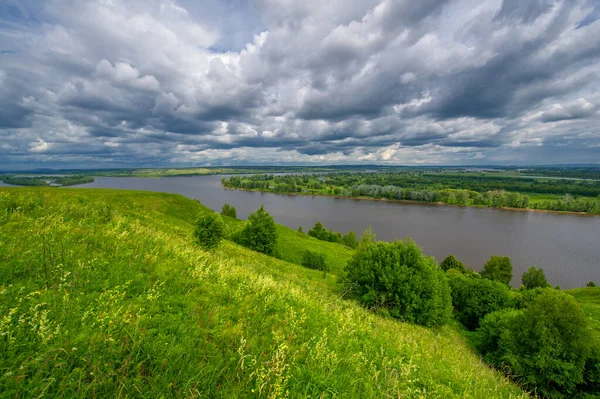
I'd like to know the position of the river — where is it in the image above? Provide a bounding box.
[70,175,600,288]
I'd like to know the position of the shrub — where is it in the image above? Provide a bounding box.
[236,205,277,255]
[194,213,225,250]
[301,250,328,271]
[342,231,357,249]
[447,272,510,330]
[221,203,237,218]
[521,266,551,289]
[481,255,512,286]
[587,281,597,288]
[297,226,303,234]
[344,239,452,327]
[308,221,342,243]
[440,254,466,273]
[477,289,595,398]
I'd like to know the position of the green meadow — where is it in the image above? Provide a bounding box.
[0,188,528,398]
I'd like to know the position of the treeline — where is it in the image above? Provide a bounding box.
[1,175,94,187]
[223,171,600,197]
[222,173,600,213]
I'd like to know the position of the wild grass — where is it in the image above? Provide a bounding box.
[0,188,527,398]
[566,287,600,335]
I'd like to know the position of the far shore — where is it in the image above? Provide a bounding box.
[223,186,596,217]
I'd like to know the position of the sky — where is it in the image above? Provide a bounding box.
[0,0,599,169]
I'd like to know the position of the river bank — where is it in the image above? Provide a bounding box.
[223,186,597,217]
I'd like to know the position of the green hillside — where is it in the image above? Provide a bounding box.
[0,188,527,398]
[566,287,600,335]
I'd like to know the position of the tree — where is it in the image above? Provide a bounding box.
[587,281,597,288]
[358,225,377,249]
[477,289,595,398]
[236,205,278,255]
[481,255,512,286]
[301,250,328,271]
[297,226,303,234]
[446,272,510,330]
[440,254,466,273]
[221,203,237,218]
[194,213,225,250]
[344,239,452,327]
[521,266,551,289]
[342,231,357,249]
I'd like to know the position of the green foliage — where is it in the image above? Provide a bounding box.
[307,221,343,243]
[194,213,225,249]
[0,188,528,398]
[1,175,94,187]
[477,289,597,398]
[344,239,452,327]
[221,169,600,214]
[342,231,357,249]
[447,273,510,330]
[441,254,466,273]
[220,203,237,218]
[521,266,551,289]
[236,205,278,255]
[588,281,597,288]
[358,225,377,248]
[481,255,513,286]
[301,250,329,271]
[297,226,303,233]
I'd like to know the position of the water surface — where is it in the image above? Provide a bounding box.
[75,175,600,288]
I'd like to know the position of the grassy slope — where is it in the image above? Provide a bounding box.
[566,287,600,335]
[0,188,526,398]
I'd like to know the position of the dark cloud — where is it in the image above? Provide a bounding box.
[0,0,599,168]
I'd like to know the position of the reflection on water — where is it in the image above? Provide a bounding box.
[69,175,600,289]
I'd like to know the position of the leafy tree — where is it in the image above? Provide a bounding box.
[342,231,357,249]
[521,266,551,289]
[301,250,328,271]
[297,226,303,234]
[481,255,512,286]
[194,213,225,250]
[236,205,278,255]
[446,272,510,330]
[308,221,343,243]
[587,281,597,288]
[345,239,452,327]
[358,225,377,249]
[477,289,596,398]
[440,254,466,273]
[221,203,237,218]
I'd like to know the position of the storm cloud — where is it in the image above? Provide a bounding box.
[0,0,599,169]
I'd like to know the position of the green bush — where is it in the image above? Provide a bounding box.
[477,289,596,398]
[194,213,225,249]
[308,221,343,243]
[301,250,329,271]
[440,254,466,273]
[221,203,237,218]
[447,272,510,330]
[344,239,452,327]
[521,266,551,289]
[481,255,512,286]
[587,281,597,288]
[342,231,357,249]
[235,205,277,255]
